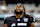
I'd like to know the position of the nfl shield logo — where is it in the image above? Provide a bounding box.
[23,18,28,22]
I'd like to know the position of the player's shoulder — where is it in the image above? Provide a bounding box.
[25,14,32,18]
[4,16,16,21]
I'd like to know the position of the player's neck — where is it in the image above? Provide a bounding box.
[16,14,24,18]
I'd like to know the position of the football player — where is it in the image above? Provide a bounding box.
[4,3,34,27]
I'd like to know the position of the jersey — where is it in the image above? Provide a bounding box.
[4,14,34,27]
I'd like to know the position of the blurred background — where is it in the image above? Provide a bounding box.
[0,0,40,27]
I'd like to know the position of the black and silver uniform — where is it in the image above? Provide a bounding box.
[4,14,34,27]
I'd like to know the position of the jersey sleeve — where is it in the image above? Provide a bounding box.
[28,15,34,22]
[31,16,34,22]
[29,16,34,23]
[4,18,8,24]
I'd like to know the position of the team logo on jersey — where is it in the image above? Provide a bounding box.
[23,18,28,22]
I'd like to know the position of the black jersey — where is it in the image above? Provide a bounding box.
[4,14,34,27]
